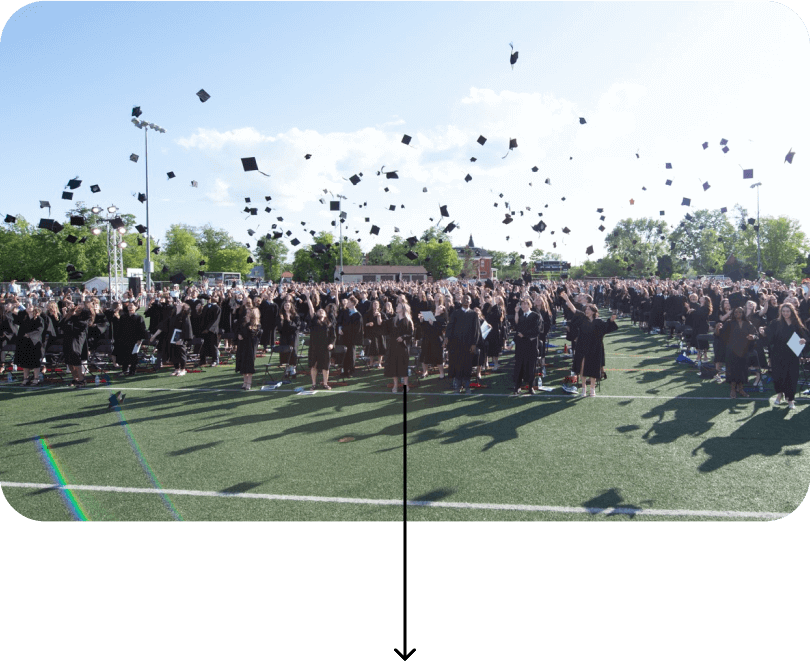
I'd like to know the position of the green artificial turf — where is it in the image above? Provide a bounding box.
[1,316,808,521]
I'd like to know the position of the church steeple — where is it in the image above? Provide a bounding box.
[468,234,475,248]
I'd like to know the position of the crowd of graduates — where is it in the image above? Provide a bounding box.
[1,273,809,405]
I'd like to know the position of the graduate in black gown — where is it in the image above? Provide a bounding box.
[13,305,45,386]
[484,297,507,371]
[259,292,279,351]
[417,304,446,379]
[761,303,809,409]
[362,300,387,369]
[511,298,542,395]
[199,295,222,366]
[384,301,414,393]
[573,304,618,397]
[715,307,758,399]
[443,294,481,394]
[235,307,261,390]
[60,301,94,386]
[337,295,363,378]
[168,303,194,376]
[276,299,304,375]
[115,302,149,376]
[306,296,337,390]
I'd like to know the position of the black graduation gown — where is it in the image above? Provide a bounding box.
[337,308,363,347]
[685,305,710,350]
[235,321,260,374]
[719,320,757,384]
[199,303,222,357]
[513,310,541,388]
[60,311,92,366]
[14,313,44,369]
[363,309,387,357]
[114,311,149,364]
[259,299,279,347]
[276,315,304,365]
[573,317,618,379]
[484,306,506,357]
[418,317,446,365]
[308,320,336,371]
[764,320,810,400]
[384,316,414,378]
[649,294,666,328]
[167,314,194,367]
[444,308,481,379]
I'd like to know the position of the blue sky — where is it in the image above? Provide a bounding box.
[1,1,808,266]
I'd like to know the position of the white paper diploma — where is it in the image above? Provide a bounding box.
[480,321,492,339]
[420,311,436,322]
[788,331,804,357]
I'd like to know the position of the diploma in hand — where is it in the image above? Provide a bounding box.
[421,311,436,322]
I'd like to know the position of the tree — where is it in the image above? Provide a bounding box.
[254,239,289,282]
[734,215,808,281]
[667,208,735,275]
[291,232,362,282]
[365,244,391,265]
[163,224,199,257]
[604,217,669,277]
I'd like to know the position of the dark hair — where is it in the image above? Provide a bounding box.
[779,303,806,331]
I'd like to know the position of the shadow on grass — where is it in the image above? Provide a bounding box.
[582,488,654,518]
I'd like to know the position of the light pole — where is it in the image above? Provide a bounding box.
[131,116,166,294]
[92,205,126,300]
[750,182,762,274]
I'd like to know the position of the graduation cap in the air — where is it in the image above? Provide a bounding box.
[132,106,142,118]
[65,235,78,244]
[169,272,186,285]
[87,184,100,194]
[152,245,161,255]
[65,177,81,190]
[720,138,728,146]
[349,174,361,185]
[191,181,198,187]
[785,148,795,164]
[702,181,710,191]
[370,225,380,235]
[525,241,533,248]
[339,211,347,220]
[665,163,672,169]
[629,199,634,205]
[196,89,210,103]
[130,154,139,163]
[256,239,265,248]
[747,217,756,225]
[509,42,518,68]
[70,215,85,227]
[244,197,251,203]
[502,138,517,159]
[165,171,175,180]
[290,238,300,246]
[401,135,412,145]
[477,135,487,146]
[305,154,312,160]
[722,146,729,153]
[388,205,396,211]
[702,142,709,149]
[439,205,449,217]
[562,227,570,234]
[67,270,84,281]
[406,236,418,247]
[502,215,513,225]
[720,207,728,213]
[579,117,586,125]
[665,179,672,186]
[405,250,418,261]
[544,178,551,185]
[385,171,399,180]
[598,225,605,232]
[682,198,691,206]
[464,174,472,182]
[3,214,16,224]
[444,222,456,233]
[272,231,283,240]
[532,221,547,233]
[684,213,693,220]
[586,246,594,256]
[742,168,753,179]
[330,201,340,211]
[62,192,73,200]
[136,237,143,246]
[241,157,270,176]
[134,193,145,203]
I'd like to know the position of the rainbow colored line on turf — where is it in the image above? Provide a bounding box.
[35,436,89,521]
[112,406,183,521]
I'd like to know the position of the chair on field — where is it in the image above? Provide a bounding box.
[186,338,205,372]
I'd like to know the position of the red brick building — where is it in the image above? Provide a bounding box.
[454,235,493,279]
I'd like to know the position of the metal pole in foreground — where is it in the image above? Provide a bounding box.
[144,127,151,293]
[751,182,762,274]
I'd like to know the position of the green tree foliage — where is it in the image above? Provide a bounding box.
[734,215,808,282]
[604,217,669,277]
[364,233,461,279]
[488,250,522,279]
[291,232,362,282]
[667,209,735,275]
[254,239,289,282]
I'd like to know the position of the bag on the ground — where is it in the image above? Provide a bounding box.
[699,364,718,379]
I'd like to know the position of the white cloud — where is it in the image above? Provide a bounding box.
[205,178,235,207]
[176,127,276,150]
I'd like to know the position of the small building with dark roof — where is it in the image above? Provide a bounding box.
[335,265,430,283]
[454,235,494,279]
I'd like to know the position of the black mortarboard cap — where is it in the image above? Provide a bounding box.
[743,168,753,179]
[525,241,533,247]
[508,138,517,149]
[197,89,210,103]
[137,237,143,246]
[70,215,85,226]
[531,166,539,173]
[477,135,487,145]
[702,142,709,149]
[245,197,251,203]
[405,250,418,260]
[562,227,570,234]
[785,148,795,164]
[256,240,265,248]
[406,236,418,246]
[685,213,693,220]
[666,163,672,169]
[722,146,729,154]
[67,271,84,281]
[90,184,100,193]
[665,179,672,186]
[52,221,64,233]
[130,154,139,163]
[167,172,175,179]
[170,272,186,285]
[132,106,142,118]
[197,270,205,276]
[62,192,73,200]
[402,135,412,145]
[510,50,518,66]
[385,171,399,179]
[273,231,283,239]
[304,154,312,160]
[720,138,728,146]
[384,187,390,192]
[702,182,710,191]
[152,246,160,255]
[370,225,380,235]
[66,178,81,190]
[241,157,269,176]
[4,214,16,224]
[249,208,257,216]
[598,225,605,232]
[290,238,300,246]
[389,205,396,211]
[440,205,449,217]
[247,256,254,263]
[464,174,472,182]
[748,217,756,225]
[65,235,78,244]
[339,211,347,219]
[349,174,361,185]
[579,117,586,124]
[444,222,456,233]
[247,229,255,236]
[586,246,594,256]
[545,178,551,185]
[532,221,547,233]
[135,224,147,233]
[682,198,691,206]
[78,236,87,244]
[600,215,605,221]
[720,207,728,213]
[660,210,665,215]
[502,216,513,225]
[265,196,272,201]
[330,201,340,211]
[138,193,147,203]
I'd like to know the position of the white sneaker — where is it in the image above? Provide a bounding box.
[177,369,187,376]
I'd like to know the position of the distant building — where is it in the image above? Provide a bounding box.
[335,265,429,283]
[454,235,494,280]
